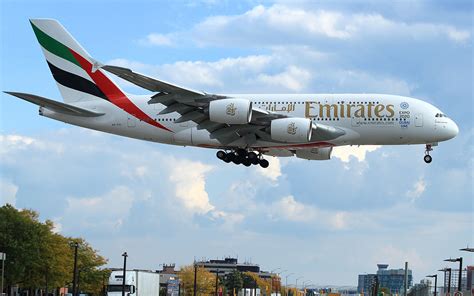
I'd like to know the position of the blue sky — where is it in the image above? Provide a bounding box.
[1,0,473,286]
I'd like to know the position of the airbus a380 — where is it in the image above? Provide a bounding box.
[6,19,459,168]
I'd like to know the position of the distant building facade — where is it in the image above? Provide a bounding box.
[358,264,413,294]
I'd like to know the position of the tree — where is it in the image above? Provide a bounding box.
[0,204,109,295]
[179,264,216,296]
[224,270,243,295]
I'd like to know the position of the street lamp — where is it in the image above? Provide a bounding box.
[285,273,294,296]
[122,252,128,296]
[426,275,437,296]
[0,252,5,296]
[444,258,463,292]
[296,277,303,291]
[438,268,452,294]
[70,242,79,296]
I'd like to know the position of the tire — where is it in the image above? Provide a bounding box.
[216,150,226,160]
[424,155,432,164]
[243,158,251,167]
[259,159,269,168]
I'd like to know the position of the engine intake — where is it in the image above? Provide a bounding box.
[209,99,252,124]
[270,118,313,143]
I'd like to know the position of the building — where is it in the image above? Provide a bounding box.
[196,257,281,291]
[358,264,413,295]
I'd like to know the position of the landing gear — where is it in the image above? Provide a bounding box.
[424,144,433,164]
[216,149,269,168]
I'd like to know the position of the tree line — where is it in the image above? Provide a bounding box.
[0,204,110,295]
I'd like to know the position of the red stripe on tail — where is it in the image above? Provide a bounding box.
[69,49,172,132]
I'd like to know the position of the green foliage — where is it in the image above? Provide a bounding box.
[0,204,109,294]
[224,270,243,294]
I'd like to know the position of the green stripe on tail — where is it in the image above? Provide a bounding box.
[30,21,81,68]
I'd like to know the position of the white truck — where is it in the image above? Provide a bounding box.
[107,270,160,296]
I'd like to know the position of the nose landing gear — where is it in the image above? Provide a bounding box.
[424,144,433,164]
[216,149,269,168]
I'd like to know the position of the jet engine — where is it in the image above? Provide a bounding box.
[209,99,252,124]
[295,147,333,160]
[270,118,313,143]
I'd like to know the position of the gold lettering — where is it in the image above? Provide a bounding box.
[354,105,365,118]
[305,102,315,118]
[375,104,385,117]
[347,104,356,118]
[319,104,338,118]
[367,102,374,118]
[339,103,345,118]
[386,104,395,117]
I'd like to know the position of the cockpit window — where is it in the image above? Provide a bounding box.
[435,113,448,118]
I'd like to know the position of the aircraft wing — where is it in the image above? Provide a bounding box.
[4,91,104,117]
[102,65,344,146]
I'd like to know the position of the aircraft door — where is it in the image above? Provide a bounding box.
[127,117,137,127]
[351,116,362,127]
[415,114,423,127]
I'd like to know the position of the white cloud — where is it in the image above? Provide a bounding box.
[332,145,381,162]
[63,186,136,232]
[270,195,317,222]
[0,134,64,155]
[372,245,425,270]
[256,156,281,182]
[169,159,215,214]
[140,33,173,46]
[188,4,470,46]
[257,65,311,92]
[406,177,426,201]
[0,178,18,206]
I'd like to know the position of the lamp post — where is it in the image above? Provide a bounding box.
[296,277,303,295]
[122,252,128,296]
[71,242,79,296]
[285,273,294,296]
[193,262,197,296]
[444,258,463,292]
[426,275,437,296]
[439,268,452,294]
[215,269,220,296]
[0,252,5,296]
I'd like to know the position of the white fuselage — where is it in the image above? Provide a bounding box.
[41,93,459,151]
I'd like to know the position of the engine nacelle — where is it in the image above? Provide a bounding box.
[270,118,313,143]
[295,147,333,160]
[209,99,252,124]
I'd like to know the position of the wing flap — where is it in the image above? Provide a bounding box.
[4,91,104,117]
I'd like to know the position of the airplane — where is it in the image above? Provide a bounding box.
[5,19,459,168]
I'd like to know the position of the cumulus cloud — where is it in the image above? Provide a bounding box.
[187,4,471,46]
[169,159,215,214]
[332,145,381,162]
[256,156,282,182]
[63,186,136,232]
[140,33,174,46]
[270,195,317,222]
[0,178,19,206]
[406,177,426,201]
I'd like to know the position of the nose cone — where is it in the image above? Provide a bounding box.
[449,119,459,138]
[441,119,459,140]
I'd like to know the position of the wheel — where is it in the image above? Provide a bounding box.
[216,150,226,160]
[223,154,232,163]
[259,159,269,168]
[248,152,258,160]
[424,154,432,163]
[236,149,248,157]
[232,156,242,165]
[242,158,252,167]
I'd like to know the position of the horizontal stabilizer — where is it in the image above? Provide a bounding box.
[4,91,104,117]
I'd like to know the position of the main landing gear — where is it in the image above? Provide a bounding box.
[216,149,269,168]
[424,144,433,164]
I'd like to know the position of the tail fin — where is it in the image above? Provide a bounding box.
[30,19,123,103]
